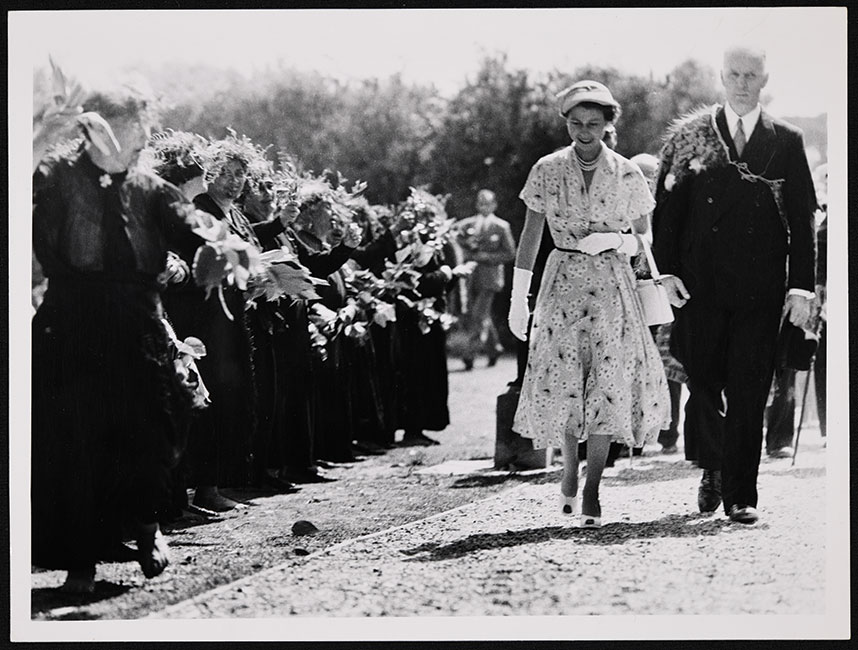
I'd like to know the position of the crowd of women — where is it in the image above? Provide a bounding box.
[30,76,475,593]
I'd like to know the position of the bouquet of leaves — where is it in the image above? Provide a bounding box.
[162,318,210,410]
[245,248,322,305]
[175,203,262,320]
[394,187,455,267]
[33,57,121,158]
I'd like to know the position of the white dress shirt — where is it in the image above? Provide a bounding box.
[724,101,761,141]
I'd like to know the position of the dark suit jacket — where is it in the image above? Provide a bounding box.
[652,106,816,309]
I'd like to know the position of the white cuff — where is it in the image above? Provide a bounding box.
[511,267,533,297]
[788,288,815,300]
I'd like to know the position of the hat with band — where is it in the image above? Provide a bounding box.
[556,80,620,117]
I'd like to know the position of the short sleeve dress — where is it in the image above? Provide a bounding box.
[512,144,670,449]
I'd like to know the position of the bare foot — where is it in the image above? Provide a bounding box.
[193,486,239,512]
[137,524,170,579]
[60,567,95,594]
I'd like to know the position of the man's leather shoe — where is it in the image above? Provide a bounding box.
[697,469,722,513]
[728,504,759,524]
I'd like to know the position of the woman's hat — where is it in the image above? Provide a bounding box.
[556,80,619,117]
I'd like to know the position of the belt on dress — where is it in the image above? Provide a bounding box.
[554,246,580,253]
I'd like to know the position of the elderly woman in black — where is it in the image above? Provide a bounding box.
[31,84,197,592]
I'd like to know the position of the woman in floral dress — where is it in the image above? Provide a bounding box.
[508,80,670,527]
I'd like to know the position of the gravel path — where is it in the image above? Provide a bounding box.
[151,441,828,619]
[27,356,843,638]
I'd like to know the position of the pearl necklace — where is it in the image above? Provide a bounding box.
[575,147,602,172]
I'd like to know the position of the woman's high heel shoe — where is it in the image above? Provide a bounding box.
[560,494,579,516]
[580,496,602,528]
[579,514,602,528]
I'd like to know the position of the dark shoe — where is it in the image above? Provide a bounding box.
[137,525,169,579]
[766,447,793,459]
[660,444,679,455]
[462,358,474,371]
[697,469,722,513]
[319,451,357,463]
[351,441,386,456]
[487,354,500,367]
[193,487,239,512]
[61,567,96,594]
[282,468,337,484]
[259,473,302,494]
[728,504,759,524]
[399,432,441,447]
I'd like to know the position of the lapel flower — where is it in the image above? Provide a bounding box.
[688,158,704,173]
[99,173,112,188]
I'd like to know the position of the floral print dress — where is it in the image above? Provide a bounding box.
[512,144,670,449]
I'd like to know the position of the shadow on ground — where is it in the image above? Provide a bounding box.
[398,512,753,562]
[764,466,826,479]
[602,460,700,486]
[449,469,560,489]
[31,580,133,618]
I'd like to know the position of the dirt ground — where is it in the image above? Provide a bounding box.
[27,355,840,639]
[29,355,532,620]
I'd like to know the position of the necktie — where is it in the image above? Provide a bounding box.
[734,121,746,158]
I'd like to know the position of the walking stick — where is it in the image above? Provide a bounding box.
[792,367,812,467]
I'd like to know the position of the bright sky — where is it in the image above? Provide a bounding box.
[11,7,846,117]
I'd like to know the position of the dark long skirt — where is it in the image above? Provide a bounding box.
[164,285,256,488]
[370,322,401,446]
[395,306,450,432]
[311,336,355,463]
[31,279,190,571]
[272,301,316,472]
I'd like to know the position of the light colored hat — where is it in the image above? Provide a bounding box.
[556,80,620,117]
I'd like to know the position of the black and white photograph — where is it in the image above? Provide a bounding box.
[8,6,849,642]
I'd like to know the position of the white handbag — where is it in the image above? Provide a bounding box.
[633,234,674,326]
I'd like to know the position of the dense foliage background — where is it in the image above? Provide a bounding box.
[33,53,827,233]
[33,55,827,342]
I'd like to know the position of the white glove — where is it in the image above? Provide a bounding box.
[508,267,533,341]
[616,233,639,256]
[575,232,639,256]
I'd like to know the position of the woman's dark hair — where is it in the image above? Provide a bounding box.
[567,101,620,123]
[156,158,205,186]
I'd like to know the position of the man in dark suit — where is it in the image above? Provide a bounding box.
[652,46,817,524]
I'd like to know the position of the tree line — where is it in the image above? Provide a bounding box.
[34,53,825,236]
